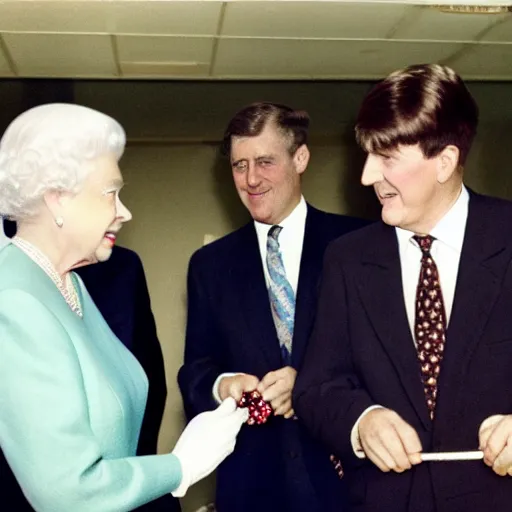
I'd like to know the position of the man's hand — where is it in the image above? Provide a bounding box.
[218,373,260,402]
[257,366,297,419]
[479,414,512,476]
[358,408,422,472]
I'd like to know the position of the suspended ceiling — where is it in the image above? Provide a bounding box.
[0,0,511,81]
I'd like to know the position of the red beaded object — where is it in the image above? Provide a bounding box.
[238,390,273,425]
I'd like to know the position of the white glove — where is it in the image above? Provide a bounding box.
[171,397,248,497]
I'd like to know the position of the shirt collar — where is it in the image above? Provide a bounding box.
[396,185,469,253]
[254,196,307,240]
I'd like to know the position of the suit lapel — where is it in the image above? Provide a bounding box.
[437,194,512,422]
[356,223,432,430]
[293,207,326,368]
[232,224,282,370]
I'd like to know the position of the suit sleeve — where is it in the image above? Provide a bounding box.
[0,289,182,512]
[131,253,168,457]
[293,243,375,463]
[178,252,224,419]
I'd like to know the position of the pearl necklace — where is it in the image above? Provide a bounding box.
[12,236,83,317]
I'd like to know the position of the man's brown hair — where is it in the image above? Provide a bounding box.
[222,102,310,157]
[355,64,479,165]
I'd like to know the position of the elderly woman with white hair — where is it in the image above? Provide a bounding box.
[0,103,248,512]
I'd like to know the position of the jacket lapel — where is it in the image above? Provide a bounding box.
[293,207,326,369]
[232,224,282,370]
[436,193,512,422]
[356,223,432,430]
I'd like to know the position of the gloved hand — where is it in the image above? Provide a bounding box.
[171,397,248,497]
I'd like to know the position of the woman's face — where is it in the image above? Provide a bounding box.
[63,153,132,268]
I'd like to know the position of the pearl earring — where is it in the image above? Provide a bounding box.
[55,216,64,228]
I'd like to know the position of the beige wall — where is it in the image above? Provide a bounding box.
[1,79,512,511]
[116,129,511,512]
[115,140,381,511]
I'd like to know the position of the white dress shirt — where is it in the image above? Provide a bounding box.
[212,197,308,402]
[397,186,469,337]
[352,186,469,455]
[254,196,307,295]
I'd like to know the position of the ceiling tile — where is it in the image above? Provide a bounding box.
[214,39,464,79]
[3,33,116,77]
[117,35,214,64]
[110,1,222,36]
[120,61,210,78]
[0,1,111,33]
[0,1,223,36]
[222,1,412,39]
[449,43,512,80]
[392,7,511,41]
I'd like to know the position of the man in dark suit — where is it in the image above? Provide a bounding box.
[1,218,180,512]
[294,63,512,512]
[178,102,367,512]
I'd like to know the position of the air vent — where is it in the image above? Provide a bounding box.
[433,4,512,14]
[121,61,209,77]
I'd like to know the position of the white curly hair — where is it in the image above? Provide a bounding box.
[0,103,126,220]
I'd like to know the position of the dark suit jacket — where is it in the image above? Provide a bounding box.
[294,192,512,512]
[178,205,368,512]
[0,232,180,512]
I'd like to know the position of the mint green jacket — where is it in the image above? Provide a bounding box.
[0,244,182,511]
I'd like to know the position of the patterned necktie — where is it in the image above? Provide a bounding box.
[266,225,295,365]
[413,235,447,420]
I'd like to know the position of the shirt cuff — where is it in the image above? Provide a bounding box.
[351,405,383,458]
[212,372,242,404]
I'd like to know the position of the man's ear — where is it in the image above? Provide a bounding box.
[437,145,460,184]
[294,144,310,175]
